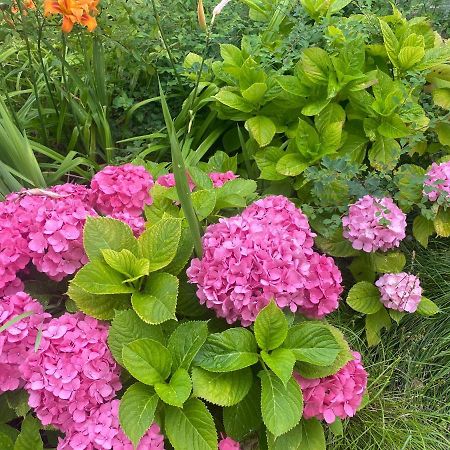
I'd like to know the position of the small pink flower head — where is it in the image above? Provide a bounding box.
[21,313,121,430]
[108,212,146,237]
[294,352,368,424]
[0,278,25,297]
[51,183,95,205]
[342,195,406,253]
[91,164,154,216]
[0,292,49,393]
[187,196,325,326]
[423,161,450,203]
[156,172,196,191]
[209,171,238,188]
[219,436,240,450]
[375,272,422,313]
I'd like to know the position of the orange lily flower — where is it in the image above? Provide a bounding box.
[11,0,36,15]
[44,0,99,33]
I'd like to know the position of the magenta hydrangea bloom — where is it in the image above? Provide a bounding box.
[21,313,121,430]
[423,161,450,203]
[108,212,146,236]
[342,195,406,252]
[187,195,341,326]
[375,272,422,313]
[0,278,25,297]
[156,173,196,191]
[91,164,154,216]
[209,171,238,188]
[52,183,95,205]
[0,292,49,393]
[294,352,368,424]
[219,436,240,450]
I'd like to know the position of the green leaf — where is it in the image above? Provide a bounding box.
[314,228,360,258]
[417,297,439,316]
[164,227,194,275]
[379,20,399,67]
[214,91,253,113]
[220,44,243,67]
[168,321,209,371]
[267,422,303,450]
[223,382,262,440]
[71,260,134,295]
[13,415,42,450]
[119,383,159,446]
[259,370,303,437]
[5,391,29,418]
[261,349,296,387]
[254,147,288,181]
[300,419,326,450]
[0,396,16,424]
[301,48,330,85]
[329,417,343,436]
[346,281,382,314]
[192,367,253,406]
[389,309,405,324]
[122,338,172,385]
[242,83,268,104]
[83,217,138,261]
[67,283,130,320]
[394,164,426,212]
[283,322,341,366]
[0,428,14,450]
[108,310,164,365]
[139,218,182,271]
[155,368,192,407]
[436,122,450,146]
[276,154,308,177]
[245,116,276,147]
[165,398,217,450]
[101,249,149,282]
[371,252,406,274]
[131,272,179,324]
[413,216,435,248]
[366,308,392,347]
[434,208,450,238]
[368,136,402,172]
[378,115,410,139]
[254,300,288,351]
[277,75,308,97]
[191,190,216,221]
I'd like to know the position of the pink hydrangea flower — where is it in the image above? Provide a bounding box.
[294,352,368,424]
[375,272,422,313]
[0,292,50,393]
[108,212,146,236]
[342,195,406,252]
[52,183,95,205]
[156,172,196,191]
[0,278,25,297]
[21,313,121,430]
[219,436,240,450]
[187,196,340,326]
[423,161,450,203]
[57,400,165,450]
[91,164,154,216]
[209,171,238,188]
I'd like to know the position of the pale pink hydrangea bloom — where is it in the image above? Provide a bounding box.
[219,436,240,450]
[342,195,406,252]
[208,171,238,188]
[21,313,121,430]
[294,352,368,424]
[375,272,422,313]
[156,172,196,191]
[187,196,341,326]
[0,292,50,393]
[91,164,154,216]
[423,161,450,203]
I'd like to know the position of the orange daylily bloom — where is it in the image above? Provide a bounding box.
[11,0,36,15]
[44,0,99,33]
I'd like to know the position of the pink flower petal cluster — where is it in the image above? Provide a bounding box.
[209,171,238,188]
[156,173,196,191]
[423,161,450,203]
[188,195,341,326]
[57,400,165,450]
[219,437,240,450]
[91,164,154,216]
[375,272,422,313]
[342,195,406,252]
[21,313,121,430]
[52,183,96,205]
[108,212,146,236]
[0,278,25,297]
[294,352,368,424]
[0,292,50,393]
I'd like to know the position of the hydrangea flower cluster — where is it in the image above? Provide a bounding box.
[342,195,407,252]
[375,273,422,313]
[20,313,121,430]
[0,292,49,393]
[219,436,241,450]
[156,173,196,191]
[187,195,343,326]
[423,161,450,203]
[209,171,238,188]
[294,352,368,424]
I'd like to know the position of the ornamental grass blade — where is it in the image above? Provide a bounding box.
[158,81,203,257]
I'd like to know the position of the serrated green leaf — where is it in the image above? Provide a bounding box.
[245,116,276,147]
[155,368,192,407]
[13,415,42,450]
[378,115,410,138]
[108,310,164,365]
[214,91,253,113]
[368,136,402,172]
[119,383,159,446]
[267,421,303,450]
[436,122,450,146]
[164,227,194,275]
[191,190,216,221]
[366,308,392,347]
[242,83,268,104]
[434,208,450,237]
[254,300,288,351]
[123,338,172,385]
[276,154,308,177]
[301,48,330,85]
[192,367,253,406]
[347,281,383,314]
[195,328,259,372]
[300,418,326,450]
[132,272,179,324]
[261,349,296,387]
[314,228,360,258]
[413,216,435,248]
[165,398,217,450]
[101,249,149,283]
[5,391,29,418]
[259,370,303,437]
[417,297,439,316]
[398,46,425,70]
[254,147,288,181]
[379,20,399,67]
[371,252,406,274]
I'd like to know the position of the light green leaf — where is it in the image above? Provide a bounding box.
[259,370,303,437]
[165,398,217,450]
[138,218,182,272]
[301,418,326,450]
[366,308,392,347]
[379,20,399,67]
[371,252,406,274]
[417,297,439,316]
[389,309,405,324]
[214,91,253,113]
[164,227,194,275]
[155,368,192,407]
[245,116,276,147]
[13,415,42,450]
[131,272,179,324]
[220,44,243,67]
[436,122,450,146]
[101,249,149,283]
[119,383,159,446]
[0,429,14,450]
[195,328,259,372]
[277,75,308,97]
[242,83,268,104]
[254,300,288,351]
[378,115,410,139]
[368,136,402,172]
[398,46,425,70]
[191,190,216,221]
[416,45,450,70]
[267,422,303,450]
[434,208,450,237]
[276,154,308,177]
[347,281,383,314]
[122,338,172,385]
[329,417,343,436]
[261,349,296,387]
[301,48,330,85]
[254,147,288,181]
